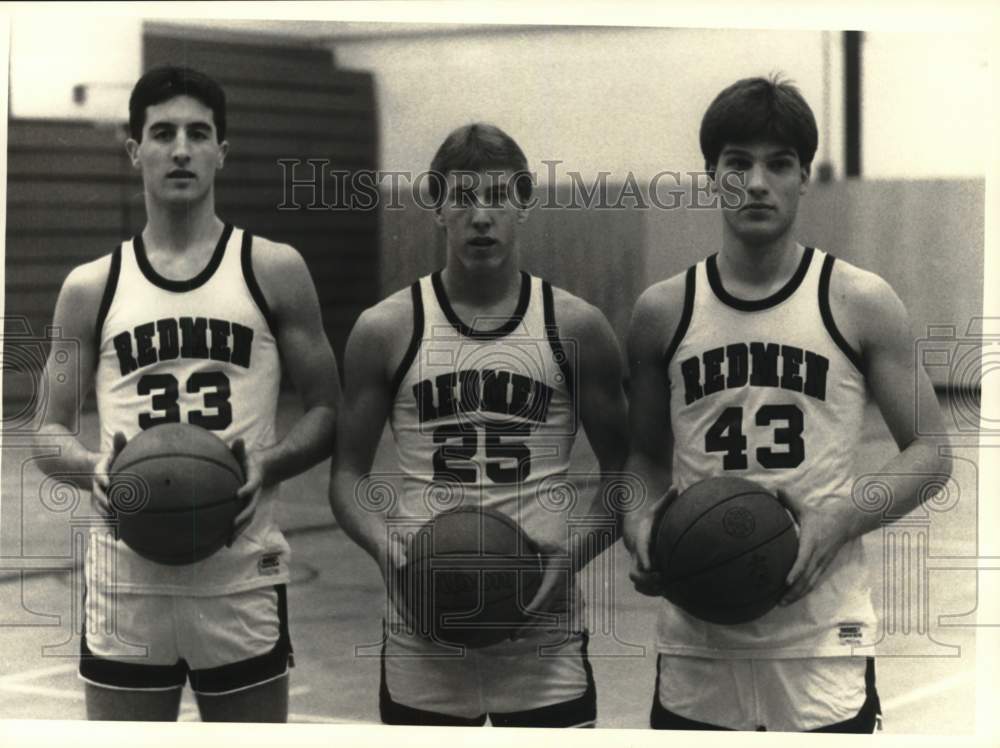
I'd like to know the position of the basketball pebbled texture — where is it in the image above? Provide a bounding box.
[654,477,799,625]
[400,506,544,648]
[108,423,246,566]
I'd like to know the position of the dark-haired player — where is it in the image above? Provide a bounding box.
[623,76,951,732]
[35,66,340,721]
[330,123,628,727]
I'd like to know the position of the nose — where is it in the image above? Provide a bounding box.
[470,204,493,231]
[171,132,191,164]
[745,163,768,195]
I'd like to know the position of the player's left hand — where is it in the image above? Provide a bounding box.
[510,547,572,640]
[228,438,266,546]
[778,489,859,606]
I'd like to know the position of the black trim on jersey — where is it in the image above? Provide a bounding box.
[240,230,277,335]
[542,280,576,404]
[706,246,814,312]
[389,281,424,401]
[133,223,233,292]
[663,265,697,365]
[431,269,530,340]
[95,245,122,340]
[819,253,865,374]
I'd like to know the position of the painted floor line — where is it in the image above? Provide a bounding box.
[0,682,81,700]
[0,662,78,684]
[881,671,973,712]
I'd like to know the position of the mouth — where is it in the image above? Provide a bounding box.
[166,170,197,180]
[741,203,775,212]
[467,237,498,247]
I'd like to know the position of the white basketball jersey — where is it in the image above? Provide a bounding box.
[390,271,578,553]
[93,224,289,595]
[659,247,877,657]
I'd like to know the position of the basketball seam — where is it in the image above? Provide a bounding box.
[663,523,797,582]
[113,453,243,482]
[665,489,779,566]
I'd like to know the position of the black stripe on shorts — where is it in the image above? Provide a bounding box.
[80,585,293,695]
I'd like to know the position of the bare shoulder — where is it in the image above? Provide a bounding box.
[629,270,690,353]
[60,253,115,311]
[247,234,310,283]
[548,284,612,339]
[827,257,910,346]
[347,285,417,367]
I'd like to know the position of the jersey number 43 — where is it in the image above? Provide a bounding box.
[705,404,804,470]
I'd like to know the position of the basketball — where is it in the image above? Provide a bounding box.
[398,506,544,648]
[107,423,246,565]
[653,477,799,625]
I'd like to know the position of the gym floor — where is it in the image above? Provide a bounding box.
[0,394,981,732]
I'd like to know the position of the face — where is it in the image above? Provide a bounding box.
[125,95,228,206]
[713,141,809,246]
[434,169,528,274]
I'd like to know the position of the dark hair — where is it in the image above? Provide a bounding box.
[128,66,227,142]
[428,123,533,206]
[699,75,818,173]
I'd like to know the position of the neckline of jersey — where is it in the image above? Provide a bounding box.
[706,246,815,312]
[431,270,531,340]
[132,223,234,293]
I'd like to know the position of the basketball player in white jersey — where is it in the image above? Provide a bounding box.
[35,67,340,721]
[622,76,951,732]
[330,123,628,726]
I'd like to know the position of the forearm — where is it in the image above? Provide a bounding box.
[850,437,952,538]
[621,451,673,550]
[329,468,392,561]
[34,424,100,489]
[257,404,336,485]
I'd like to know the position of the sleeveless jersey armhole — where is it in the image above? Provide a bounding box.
[389,281,424,401]
[542,280,576,404]
[818,254,865,374]
[240,231,277,336]
[95,245,122,341]
[663,264,697,366]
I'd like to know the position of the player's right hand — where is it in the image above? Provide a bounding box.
[623,485,678,597]
[91,431,127,520]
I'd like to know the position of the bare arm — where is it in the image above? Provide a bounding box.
[328,298,408,563]
[249,240,340,488]
[556,293,629,571]
[34,260,109,488]
[781,264,953,603]
[621,277,686,594]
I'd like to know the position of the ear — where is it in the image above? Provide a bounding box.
[516,206,529,225]
[799,163,811,195]
[216,140,229,170]
[124,138,141,168]
[433,207,447,228]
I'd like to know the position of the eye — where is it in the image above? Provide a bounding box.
[769,158,793,171]
[724,157,751,171]
[189,129,211,142]
[151,129,172,142]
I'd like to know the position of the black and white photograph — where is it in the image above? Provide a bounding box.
[0,2,996,745]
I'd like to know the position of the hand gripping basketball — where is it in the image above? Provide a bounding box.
[624,486,678,597]
[91,431,128,520]
[777,488,857,606]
